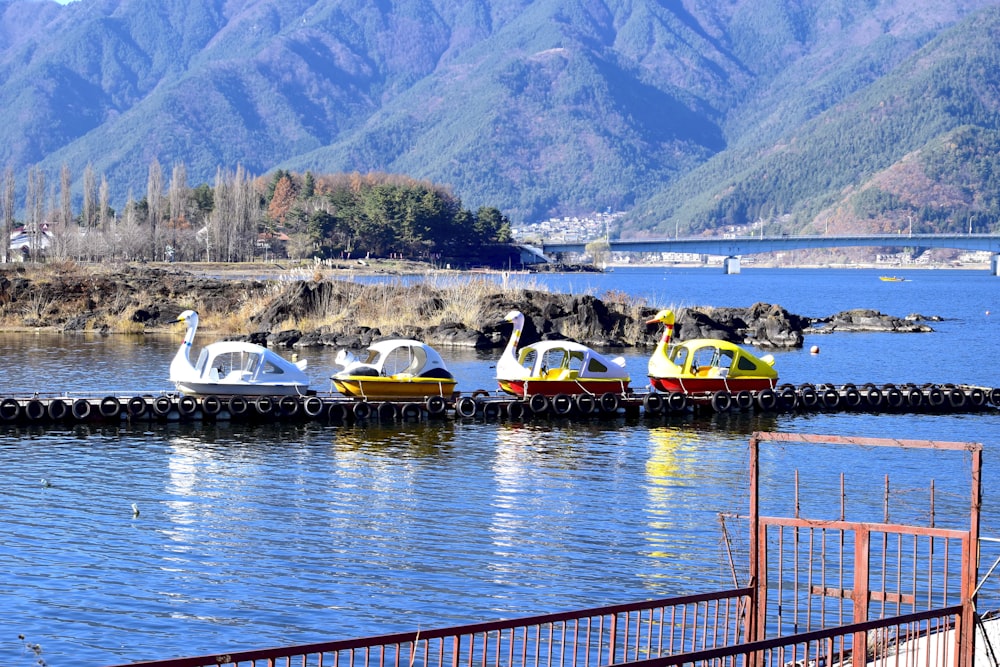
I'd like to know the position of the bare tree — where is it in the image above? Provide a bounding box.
[118,189,145,261]
[82,163,96,228]
[99,175,110,231]
[168,162,187,260]
[147,158,163,260]
[232,164,259,262]
[205,165,260,262]
[50,163,73,260]
[1,166,13,263]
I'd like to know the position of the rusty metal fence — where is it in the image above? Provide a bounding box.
[105,589,752,667]
[609,604,965,667]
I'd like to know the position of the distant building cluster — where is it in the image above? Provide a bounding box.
[511,211,625,243]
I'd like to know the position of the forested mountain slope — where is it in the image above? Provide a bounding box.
[1,0,998,232]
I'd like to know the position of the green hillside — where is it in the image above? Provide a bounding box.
[1,0,999,230]
[626,7,1000,236]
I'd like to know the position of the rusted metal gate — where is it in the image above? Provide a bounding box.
[747,432,982,667]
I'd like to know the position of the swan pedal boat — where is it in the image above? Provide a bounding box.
[331,339,457,400]
[169,310,311,397]
[496,310,630,397]
[646,309,777,398]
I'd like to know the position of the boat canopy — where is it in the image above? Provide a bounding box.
[660,339,777,380]
[514,340,628,381]
[333,339,454,379]
[194,341,306,384]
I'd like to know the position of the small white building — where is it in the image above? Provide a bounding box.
[10,225,53,259]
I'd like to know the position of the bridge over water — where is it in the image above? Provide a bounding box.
[534,233,1000,275]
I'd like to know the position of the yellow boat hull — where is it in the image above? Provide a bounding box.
[332,376,457,401]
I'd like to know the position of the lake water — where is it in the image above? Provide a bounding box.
[2,266,999,666]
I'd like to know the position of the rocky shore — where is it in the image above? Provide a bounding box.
[0,263,937,351]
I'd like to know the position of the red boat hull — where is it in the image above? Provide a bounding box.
[499,379,629,397]
[648,377,776,395]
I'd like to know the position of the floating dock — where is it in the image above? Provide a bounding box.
[0,382,996,425]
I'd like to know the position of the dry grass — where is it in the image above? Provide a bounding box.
[0,262,599,339]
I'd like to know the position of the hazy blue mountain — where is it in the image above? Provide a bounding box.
[1,0,999,232]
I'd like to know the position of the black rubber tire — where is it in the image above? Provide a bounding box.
[152,396,172,417]
[352,401,371,420]
[178,395,198,417]
[990,387,1000,406]
[506,400,526,421]
[884,387,904,410]
[201,395,223,416]
[820,388,839,410]
[99,396,121,419]
[303,396,324,418]
[947,388,966,410]
[327,402,349,422]
[756,389,777,411]
[734,390,754,411]
[47,398,69,421]
[667,392,687,412]
[926,386,945,408]
[126,396,147,418]
[0,398,19,421]
[863,386,883,409]
[797,385,818,410]
[968,387,987,408]
[254,396,274,416]
[377,401,398,421]
[425,395,447,416]
[25,399,45,421]
[71,398,91,421]
[528,393,549,414]
[574,393,597,414]
[905,388,923,409]
[455,396,477,418]
[710,390,732,413]
[599,392,620,414]
[777,386,797,411]
[642,392,664,415]
[278,395,299,416]
[551,393,573,416]
[227,395,249,416]
[400,402,422,420]
[482,402,500,420]
[842,387,862,409]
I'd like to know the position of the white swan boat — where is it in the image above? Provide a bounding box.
[495,310,630,397]
[169,310,311,396]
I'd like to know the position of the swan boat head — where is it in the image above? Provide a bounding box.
[646,309,679,377]
[495,310,531,381]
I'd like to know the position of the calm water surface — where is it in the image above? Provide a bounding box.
[1,267,999,666]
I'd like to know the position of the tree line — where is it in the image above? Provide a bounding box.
[0,162,513,264]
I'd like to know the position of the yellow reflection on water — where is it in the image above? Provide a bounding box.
[645,425,700,544]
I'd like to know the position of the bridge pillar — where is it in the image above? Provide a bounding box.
[992,254,1000,276]
[724,256,741,274]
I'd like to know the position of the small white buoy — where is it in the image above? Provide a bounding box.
[810,345,820,355]
[41,478,51,488]
[131,503,140,517]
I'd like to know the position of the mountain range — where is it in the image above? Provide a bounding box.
[2,0,1000,238]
